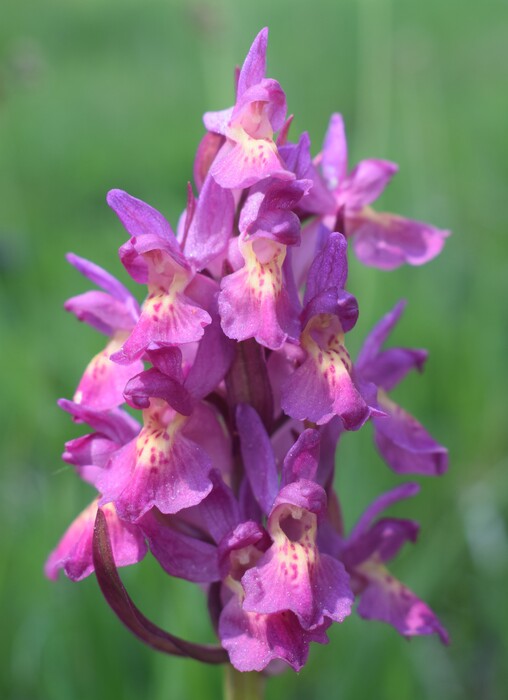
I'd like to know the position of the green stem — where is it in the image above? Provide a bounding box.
[224,665,265,700]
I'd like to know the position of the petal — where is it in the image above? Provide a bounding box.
[237,403,279,515]
[58,399,140,444]
[210,133,293,190]
[184,302,236,402]
[219,242,299,350]
[243,482,353,629]
[362,347,428,392]
[348,208,449,270]
[281,348,370,430]
[373,399,449,476]
[183,402,233,479]
[321,113,348,190]
[240,178,310,246]
[357,567,449,644]
[203,107,234,136]
[98,416,213,521]
[350,482,420,539]
[111,289,211,364]
[66,253,137,306]
[219,594,328,672]
[74,335,144,411]
[64,290,136,335]
[184,174,235,270]
[62,434,119,487]
[45,501,146,581]
[139,509,220,582]
[107,189,180,252]
[236,27,268,97]
[279,132,336,216]
[341,159,398,209]
[123,367,193,415]
[356,300,406,371]
[281,429,320,486]
[185,470,240,545]
[303,231,348,306]
[342,517,419,568]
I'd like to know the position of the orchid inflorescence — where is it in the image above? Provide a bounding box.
[46,28,450,674]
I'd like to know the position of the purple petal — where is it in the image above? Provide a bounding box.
[210,136,293,190]
[64,290,137,335]
[281,429,320,486]
[348,209,449,270]
[350,482,420,539]
[45,500,146,581]
[107,189,180,252]
[219,593,329,672]
[139,509,220,583]
[302,289,359,333]
[123,367,193,415]
[63,434,120,486]
[279,133,336,216]
[218,520,270,578]
[73,338,144,411]
[281,348,370,430]
[236,480,262,526]
[183,402,233,480]
[184,303,235,402]
[184,174,235,270]
[321,113,348,190]
[111,290,211,364]
[341,159,398,210]
[373,400,449,476]
[232,79,287,134]
[185,470,240,545]
[237,27,268,97]
[342,517,419,568]
[356,300,407,370]
[219,244,300,350]
[357,569,449,644]
[363,347,428,392]
[316,418,343,488]
[66,253,136,306]
[236,404,279,515]
[203,107,234,136]
[240,178,311,246]
[58,399,140,444]
[98,411,213,521]
[303,232,348,306]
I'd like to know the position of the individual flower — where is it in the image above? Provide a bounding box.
[106,189,213,364]
[64,253,143,410]
[280,232,374,429]
[203,28,294,189]
[218,177,310,349]
[356,300,448,475]
[338,483,449,643]
[318,113,450,269]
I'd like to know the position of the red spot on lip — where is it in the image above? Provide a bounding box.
[153,302,162,312]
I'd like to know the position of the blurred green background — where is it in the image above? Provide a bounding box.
[1,0,507,698]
